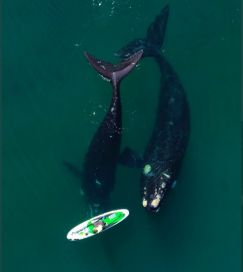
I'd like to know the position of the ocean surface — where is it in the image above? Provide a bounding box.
[2,0,241,271]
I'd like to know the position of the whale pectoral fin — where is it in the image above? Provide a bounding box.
[63,160,83,180]
[118,147,144,168]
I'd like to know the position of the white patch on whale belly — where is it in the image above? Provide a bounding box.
[95,179,102,186]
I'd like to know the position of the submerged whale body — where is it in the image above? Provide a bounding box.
[117,5,190,213]
[65,51,143,216]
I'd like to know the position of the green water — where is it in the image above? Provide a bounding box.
[2,1,241,271]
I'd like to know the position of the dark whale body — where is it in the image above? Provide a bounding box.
[65,51,143,216]
[117,5,190,213]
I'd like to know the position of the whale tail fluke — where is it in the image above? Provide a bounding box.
[115,4,169,59]
[84,50,143,89]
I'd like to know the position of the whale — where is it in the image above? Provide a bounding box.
[116,5,190,213]
[65,50,143,216]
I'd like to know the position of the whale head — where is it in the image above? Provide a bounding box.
[141,181,165,213]
[141,165,174,213]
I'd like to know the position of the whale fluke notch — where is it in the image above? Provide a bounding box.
[84,50,143,89]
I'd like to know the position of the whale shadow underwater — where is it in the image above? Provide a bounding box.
[64,50,143,217]
[116,4,190,214]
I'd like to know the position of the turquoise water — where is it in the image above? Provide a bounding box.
[2,0,241,271]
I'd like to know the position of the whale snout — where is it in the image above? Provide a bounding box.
[142,194,162,213]
[148,205,161,213]
[141,177,170,213]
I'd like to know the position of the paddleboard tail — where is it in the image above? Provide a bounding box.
[84,50,143,89]
[115,4,169,59]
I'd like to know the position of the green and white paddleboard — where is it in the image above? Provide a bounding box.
[67,209,129,241]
